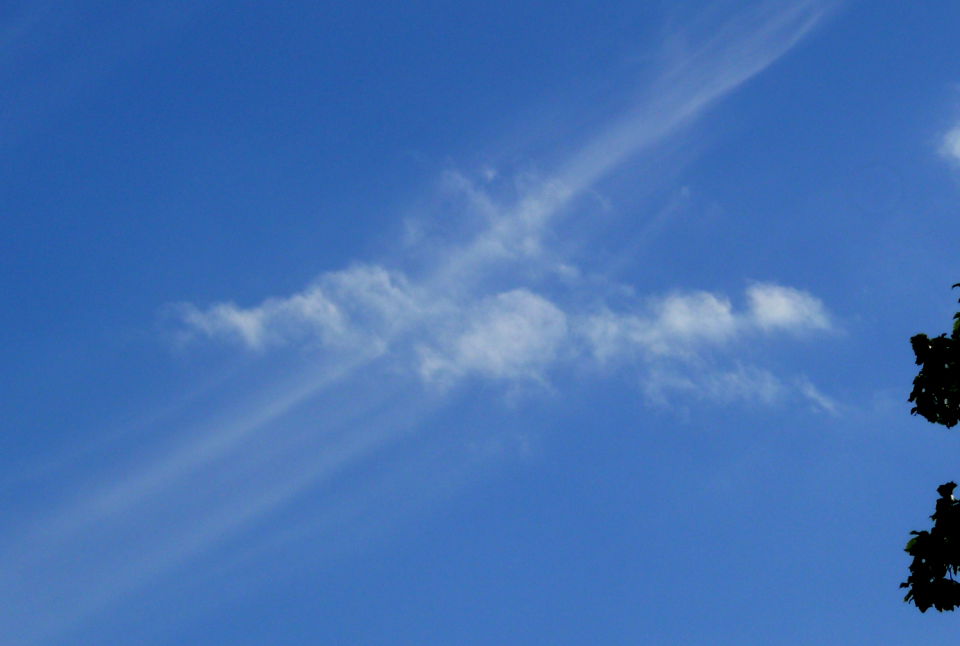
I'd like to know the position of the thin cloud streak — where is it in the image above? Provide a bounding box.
[9,353,376,552]
[1,372,432,646]
[556,2,825,198]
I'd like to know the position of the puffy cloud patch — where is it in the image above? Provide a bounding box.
[582,284,830,362]
[177,274,833,406]
[176,265,422,352]
[419,290,568,383]
[582,291,736,361]
[746,283,831,332]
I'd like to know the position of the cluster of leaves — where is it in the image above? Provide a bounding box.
[903,284,960,612]
[903,483,960,612]
[908,285,960,427]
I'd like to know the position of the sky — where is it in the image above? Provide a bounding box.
[3,1,960,644]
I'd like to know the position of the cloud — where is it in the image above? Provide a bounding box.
[554,1,827,196]
[176,265,425,352]
[418,289,568,383]
[180,273,832,394]
[942,124,960,163]
[581,292,736,362]
[746,283,832,332]
[400,2,828,293]
[640,364,786,408]
[640,366,843,414]
[175,271,836,427]
[578,285,833,411]
[581,284,831,362]
[796,377,840,414]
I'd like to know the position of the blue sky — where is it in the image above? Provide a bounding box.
[4,1,960,643]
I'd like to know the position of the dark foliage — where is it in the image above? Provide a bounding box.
[903,285,960,612]
[903,483,960,612]
[908,285,960,427]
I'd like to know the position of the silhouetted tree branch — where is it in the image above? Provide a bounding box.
[902,284,960,612]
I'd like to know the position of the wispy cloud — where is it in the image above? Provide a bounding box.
[796,377,840,414]
[167,0,835,568]
[554,1,827,197]
[640,363,786,408]
[639,364,841,413]
[175,1,834,384]
[1,3,837,643]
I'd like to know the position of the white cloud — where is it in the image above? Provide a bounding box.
[179,276,832,394]
[796,377,839,414]
[706,365,785,405]
[746,283,831,332]
[652,292,739,345]
[639,365,844,414]
[177,265,424,353]
[418,289,568,383]
[581,292,736,361]
[942,124,960,162]
[576,285,834,410]
[582,284,831,362]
